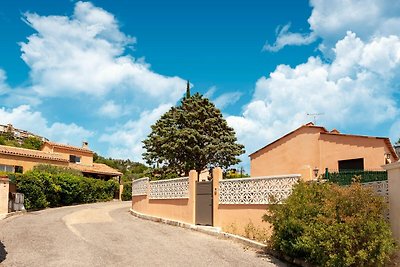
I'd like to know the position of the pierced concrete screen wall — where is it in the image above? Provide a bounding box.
[149,177,189,199]
[132,177,149,196]
[219,175,300,204]
[362,180,389,218]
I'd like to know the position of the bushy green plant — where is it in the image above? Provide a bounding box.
[15,173,49,209]
[121,182,132,201]
[33,164,83,176]
[16,167,119,210]
[264,181,397,267]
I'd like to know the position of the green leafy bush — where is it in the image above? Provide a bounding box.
[121,182,132,201]
[264,181,397,267]
[33,164,83,176]
[15,167,119,210]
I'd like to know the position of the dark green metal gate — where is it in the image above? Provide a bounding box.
[195,181,213,226]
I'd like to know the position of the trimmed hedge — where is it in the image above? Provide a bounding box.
[264,181,397,267]
[325,170,387,185]
[15,168,119,210]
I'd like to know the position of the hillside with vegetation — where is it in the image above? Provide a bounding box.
[0,133,43,150]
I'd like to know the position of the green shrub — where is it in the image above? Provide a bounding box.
[264,181,397,267]
[33,164,83,176]
[121,182,132,201]
[16,168,119,210]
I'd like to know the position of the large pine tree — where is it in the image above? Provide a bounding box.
[142,92,244,176]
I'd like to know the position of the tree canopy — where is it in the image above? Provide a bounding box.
[93,153,149,181]
[142,92,245,176]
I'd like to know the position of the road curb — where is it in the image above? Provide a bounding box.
[0,210,26,220]
[129,209,268,251]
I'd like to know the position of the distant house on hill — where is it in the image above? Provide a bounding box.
[249,122,398,180]
[0,141,122,181]
[0,124,48,143]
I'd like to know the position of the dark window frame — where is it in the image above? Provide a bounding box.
[69,155,81,163]
[338,158,364,172]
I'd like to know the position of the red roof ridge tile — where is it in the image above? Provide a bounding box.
[0,145,68,162]
[43,141,93,153]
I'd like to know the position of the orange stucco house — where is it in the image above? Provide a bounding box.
[250,123,398,180]
[0,141,122,181]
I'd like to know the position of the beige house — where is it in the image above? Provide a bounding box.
[250,123,398,180]
[0,141,122,181]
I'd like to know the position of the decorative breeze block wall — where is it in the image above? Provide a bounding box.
[219,175,300,204]
[362,180,389,218]
[149,177,189,199]
[132,177,149,196]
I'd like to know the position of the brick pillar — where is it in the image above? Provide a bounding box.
[188,170,198,225]
[0,176,9,216]
[212,168,222,227]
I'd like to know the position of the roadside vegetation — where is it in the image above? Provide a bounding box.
[93,154,149,201]
[264,181,397,267]
[11,165,118,210]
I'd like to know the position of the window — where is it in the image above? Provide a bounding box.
[338,158,364,172]
[15,166,23,173]
[69,155,81,163]
[0,164,15,173]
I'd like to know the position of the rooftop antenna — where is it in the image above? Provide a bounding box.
[307,113,324,125]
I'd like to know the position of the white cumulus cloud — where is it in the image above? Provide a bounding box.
[214,92,242,110]
[0,1,189,158]
[309,0,400,49]
[0,105,93,146]
[265,0,400,53]
[99,104,173,161]
[229,31,400,164]
[263,23,317,52]
[98,100,123,118]
[0,69,10,95]
[20,1,185,103]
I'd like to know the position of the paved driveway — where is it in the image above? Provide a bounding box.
[0,201,286,267]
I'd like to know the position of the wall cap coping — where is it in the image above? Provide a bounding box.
[150,176,189,184]
[220,174,301,182]
[382,161,400,171]
[132,177,149,183]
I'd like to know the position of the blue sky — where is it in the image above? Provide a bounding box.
[0,0,399,170]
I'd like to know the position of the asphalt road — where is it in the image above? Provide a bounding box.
[0,201,286,267]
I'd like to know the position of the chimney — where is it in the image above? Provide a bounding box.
[82,141,89,149]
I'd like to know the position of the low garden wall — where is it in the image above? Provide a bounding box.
[132,171,197,224]
[212,169,300,237]
[131,168,300,239]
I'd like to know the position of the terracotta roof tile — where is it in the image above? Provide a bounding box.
[43,141,93,153]
[0,145,68,162]
[249,122,398,161]
[69,163,122,176]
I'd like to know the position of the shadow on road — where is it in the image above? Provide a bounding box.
[256,250,289,267]
[0,240,7,263]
